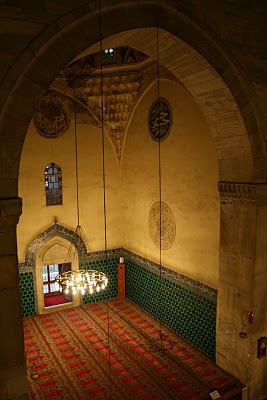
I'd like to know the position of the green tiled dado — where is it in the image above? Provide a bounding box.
[82,258,118,304]
[20,272,36,317]
[126,260,216,360]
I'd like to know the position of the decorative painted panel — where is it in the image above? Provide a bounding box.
[34,90,70,139]
[149,98,172,141]
[148,201,176,249]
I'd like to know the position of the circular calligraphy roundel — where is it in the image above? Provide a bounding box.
[148,98,172,141]
[148,201,176,250]
[34,91,70,139]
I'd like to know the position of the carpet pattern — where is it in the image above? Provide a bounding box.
[24,299,243,400]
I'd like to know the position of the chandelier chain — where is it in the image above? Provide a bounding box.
[74,65,80,227]
[99,0,112,397]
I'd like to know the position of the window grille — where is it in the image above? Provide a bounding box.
[45,163,62,206]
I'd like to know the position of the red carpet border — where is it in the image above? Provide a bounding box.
[24,299,243,399]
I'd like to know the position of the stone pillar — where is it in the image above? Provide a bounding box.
[0,198,28,400]
[249,186,267,400]
[217,183,267,400]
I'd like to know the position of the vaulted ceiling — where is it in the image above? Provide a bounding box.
[33,46,179,163]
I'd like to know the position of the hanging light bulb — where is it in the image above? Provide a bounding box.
[55,269,108,296]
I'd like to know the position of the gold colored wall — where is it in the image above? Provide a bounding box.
[122,80,219,287]
[18,120,121,259]
[18,79,219,288]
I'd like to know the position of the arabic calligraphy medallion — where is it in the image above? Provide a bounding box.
[149,201,176,250]
[149,98,172,141]
[34,91,70,139]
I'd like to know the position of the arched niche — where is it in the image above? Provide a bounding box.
[35,236,80,314]
[23,223,88,314]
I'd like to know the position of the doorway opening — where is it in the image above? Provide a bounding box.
[43,262,73,308]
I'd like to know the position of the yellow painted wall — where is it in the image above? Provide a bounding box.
[18,79,219,288]
[121,80,219,287]
[18,119,121,260]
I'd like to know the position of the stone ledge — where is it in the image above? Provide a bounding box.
[218,182,267,204]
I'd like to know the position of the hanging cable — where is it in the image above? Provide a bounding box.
[156,20,163,336]
[149,20,173,357]
[73,64,80,227]
[99,0,112,397]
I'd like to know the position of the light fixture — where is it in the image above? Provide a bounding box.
[149,22,173,356]
[55,48,108,296]
[55,269,108,296]
[247,311,254,324]
[257,336,267,359]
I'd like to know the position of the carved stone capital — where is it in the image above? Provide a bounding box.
[218,182,267,206]
[0,198,22,229]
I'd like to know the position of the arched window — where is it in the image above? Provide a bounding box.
[45,163,62,206]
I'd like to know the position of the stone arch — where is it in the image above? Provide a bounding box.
[0,0,265,200]
[24,223,87,268]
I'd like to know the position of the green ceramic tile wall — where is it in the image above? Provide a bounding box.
[82,258,118,304]
[126,259,216,360]
[20,272,36,316]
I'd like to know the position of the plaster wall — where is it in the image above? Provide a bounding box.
[18,78,219,290]
[18,120,121,262]
[121,80,219,288]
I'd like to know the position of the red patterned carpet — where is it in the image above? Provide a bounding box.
[24,299,244,400]
[44,295,72,307]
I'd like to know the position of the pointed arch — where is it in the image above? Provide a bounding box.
[24,224,88,268]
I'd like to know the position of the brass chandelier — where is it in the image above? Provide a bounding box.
[55,269,108,296]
